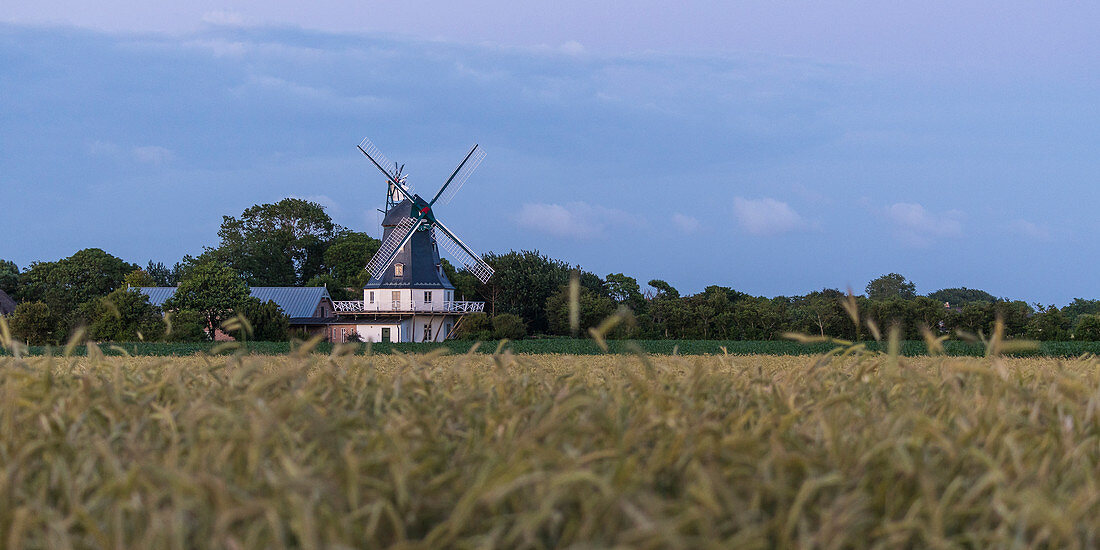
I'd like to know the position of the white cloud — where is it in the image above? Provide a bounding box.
[885,202,963,247]
[514,201,634,239]
[671,212,701,233]
[1009,219,1052,241]
[132,145,173,165]
[560,41,586,55]
[733,197,804,236]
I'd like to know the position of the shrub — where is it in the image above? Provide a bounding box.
[83,288,165,342]
[455,312,492,340]
[234,297,289,341]
[1074,314,1100,341]
[165,309,208,342]
[9,301,56,345]
[492,313,527,340]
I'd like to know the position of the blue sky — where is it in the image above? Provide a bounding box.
[2,3,1098,303]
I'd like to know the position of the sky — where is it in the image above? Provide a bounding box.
[2,2,1098,304]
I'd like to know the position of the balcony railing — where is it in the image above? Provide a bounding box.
[331,300,485,314]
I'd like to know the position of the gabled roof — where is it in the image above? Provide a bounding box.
[137,286,332,318]
[0,289,16,316]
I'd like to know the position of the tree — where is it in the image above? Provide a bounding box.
[145,261,179,286]
[546,285,617,336]
[82,288,165,342]
[791,289,849,338]
[233,297,289,341]
[164,310,208,342]
[927,287,997,306]
[164,260,250,340]
[492,313,527,340]
[324,231,380,288]
[1027,305,1070,341]
[480,250,601,334]
[209,198,342,285]
[866,273,916,301]
[8,301,56,345]
[454,312,492,340]
[1062,299,1100,325]
[123,269,156,288]
[0,259,18,296]
[647,279,680,299]
[1074,315,1100,341]
[18,249,138,319]
[605,273,646,314]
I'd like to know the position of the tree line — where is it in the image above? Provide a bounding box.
[3,198,1099,344]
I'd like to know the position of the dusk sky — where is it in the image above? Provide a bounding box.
[2,2,1098,303]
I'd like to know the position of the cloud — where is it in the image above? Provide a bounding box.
[1009,219,1052,242]
[132,145,173,165]
[733,197,804,236]
[514,201,634,239]
[671,212,701,233]
[884,202,963,247]
[559,41,586,56]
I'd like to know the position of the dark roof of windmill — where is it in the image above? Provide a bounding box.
[137,286,332,318]
[0,289,16,316]
[366,199,455,290]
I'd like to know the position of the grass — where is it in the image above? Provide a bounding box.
[4,334,1100,547]
[9,338,1100,357]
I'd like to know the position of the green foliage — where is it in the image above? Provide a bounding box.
[323,231,380,287]
[1028,304,1071,341]
[164,309,208,342]
[647,279,679,299]
[209,198,341,285]
[82,288,165,342]
[0,259,19,296]
[605,272,646,314]
[927,287,997,306]
[18,248,138,321]
[455,312,492,340]
[123,269,156,288]
[866,272,916,301]
[304,274,357,301]
[9,301,56,345]
[481,250,602,334]
[164,260,250,340]
[145,261,179,286]
[234,297,290,341]
[1074,315,1100,341]
[1062,298,1100,324]
[491,313,527,340]
[546,285,617,336]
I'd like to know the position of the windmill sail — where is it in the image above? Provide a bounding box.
[359,137,413,195]
[435,145,485,205]
[365,217,423,278]
[432,220,495,284]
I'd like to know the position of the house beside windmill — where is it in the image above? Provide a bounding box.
[323,137,493,343]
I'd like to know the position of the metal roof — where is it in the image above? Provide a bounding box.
[137,286,332,318]
[0,289,16,316]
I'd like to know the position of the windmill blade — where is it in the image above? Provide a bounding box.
[365,217,423,278]
[358,137,413,192]
[432,219,494,284]
[430,144,485,206]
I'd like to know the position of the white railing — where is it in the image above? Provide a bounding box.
[330,300,485,313]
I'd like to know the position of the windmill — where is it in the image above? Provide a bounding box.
[357,137,495,284]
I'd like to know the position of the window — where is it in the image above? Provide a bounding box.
[423,323,432,342]
[368,291,375,304]
[424,291,432,303]
[392,291,401,309]
[394,263,404,277]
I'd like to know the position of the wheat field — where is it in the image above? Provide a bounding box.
[3,342,1100,548]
